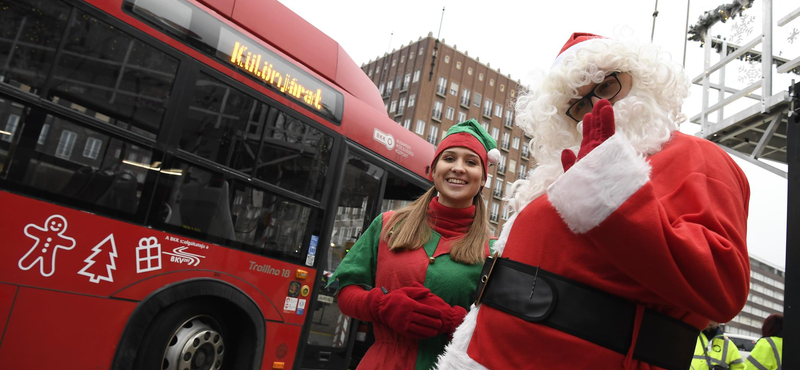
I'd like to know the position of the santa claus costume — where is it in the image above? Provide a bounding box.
[435,33,750,370]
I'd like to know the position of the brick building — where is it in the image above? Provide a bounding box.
[361,33,531,235]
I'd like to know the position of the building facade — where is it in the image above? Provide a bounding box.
[725,255,785,338]
[361,33,531,235]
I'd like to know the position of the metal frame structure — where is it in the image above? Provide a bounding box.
[691,1,799,367]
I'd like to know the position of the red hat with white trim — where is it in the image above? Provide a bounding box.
[551,32,608,67]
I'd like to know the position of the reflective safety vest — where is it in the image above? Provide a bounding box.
[691,333,745,370]
[745,336,782,370]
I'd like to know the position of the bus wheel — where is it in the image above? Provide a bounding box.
[135,300,231,370]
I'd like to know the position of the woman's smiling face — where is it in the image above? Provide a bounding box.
[432,147,484,209]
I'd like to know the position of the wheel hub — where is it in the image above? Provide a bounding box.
[162,316,224,370]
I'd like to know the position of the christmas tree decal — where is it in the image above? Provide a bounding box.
[78,234,118,283]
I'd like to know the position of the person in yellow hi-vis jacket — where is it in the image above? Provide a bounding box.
[691,321,745,370]
[746,314,783,370]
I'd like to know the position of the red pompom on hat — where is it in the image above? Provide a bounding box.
[431,119,499,181]
[551,32,608,67]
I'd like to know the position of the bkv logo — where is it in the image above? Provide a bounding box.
[373,129,395,150]
[163,246,205,266]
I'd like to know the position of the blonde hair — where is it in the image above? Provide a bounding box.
[379,185,491,265]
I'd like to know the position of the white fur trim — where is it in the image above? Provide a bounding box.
[487,148,501,165]
[434,305,489,370]
[546,132,650,234]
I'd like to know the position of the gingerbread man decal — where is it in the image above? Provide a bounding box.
[18,214,76,277]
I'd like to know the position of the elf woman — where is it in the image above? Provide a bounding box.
[329,120,499,370]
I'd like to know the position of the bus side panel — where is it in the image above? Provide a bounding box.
[0,287,136,369]
[111,270,286,322]
[0,284,18,338]
[262,321,303,370]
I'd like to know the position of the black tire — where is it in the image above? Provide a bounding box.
[133,298,239,370]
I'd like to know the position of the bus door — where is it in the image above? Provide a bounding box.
[297,144,428,369]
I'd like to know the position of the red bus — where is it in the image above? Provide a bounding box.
[0,0,435,369]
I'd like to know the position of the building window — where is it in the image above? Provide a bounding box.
[409,51,414,60]
[501,132,510,150]
[519,164,527,179]
[409,94,416,107]
[468,67,473,75]
[498,155,507,173]
[432,101,443,121]
[444,55,450,63]
[509,159,516,174]
[479,73,484,81]
[502,202,511,220]
[415,120,426,135]
[495,105,503,117]
[419,47,424,56]
[461,89,470,106]
[400,55,405,63]
[436,77,447,95]
[398,98,406,114]
[386,81,393,95]
[403,74,411,90]
[413,70,421,82]
[483,99,493,117]
[83,137,103,159]
[490,79,495,86]
[481,122,489,131]
[445,106,455,120]
[450,82,459,96]
[486,174,493,189]
[504,110,513,127]
[376,66,381,74]
[392,59,396,67]
[473,92,482,108]
[368,69,373,77]
[494,178,503,198]
[389,100,397,113]
[521,145,529,158]
[1,114,20,142]
[379,83,385,95]
[500,84,505,92]
[37,124,50,145]
[55,130,78,159]
[457,111,467,122]
[491,127,499,141]
[403,119,411,129]
[490,202,499,222]
[427,125,439,145]
[396,76,402,91]
[456,61,462,69]
[512,136,520,150]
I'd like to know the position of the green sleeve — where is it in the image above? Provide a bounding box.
[326,214,384,294]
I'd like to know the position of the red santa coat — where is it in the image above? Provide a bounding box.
[436,131,750,370]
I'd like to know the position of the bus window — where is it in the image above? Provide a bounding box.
[0,0,70,95]
[302,152,384,368]
[152,159,320,262]
[254,109,332,201]
[0,101,155,216]
[48,8,179,140]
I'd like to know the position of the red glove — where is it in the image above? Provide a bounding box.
[561,99,616,172]
[406,282,468,336]
[365,285,443,339]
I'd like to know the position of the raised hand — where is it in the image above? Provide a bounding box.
[561,99,616,171]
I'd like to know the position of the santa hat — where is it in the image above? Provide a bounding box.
[432,119,500,180]
[551,32,609,68]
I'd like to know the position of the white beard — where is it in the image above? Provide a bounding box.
[508,90,677,215]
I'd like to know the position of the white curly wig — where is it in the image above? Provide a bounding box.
[506,36,690,215]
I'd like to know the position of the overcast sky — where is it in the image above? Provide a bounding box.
[279,0,798,269]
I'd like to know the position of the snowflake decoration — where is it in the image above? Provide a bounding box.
[737,61,761,84]
[789,28,799,44]
[730,14,755,44]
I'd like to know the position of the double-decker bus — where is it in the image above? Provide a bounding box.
[0,0,435,369]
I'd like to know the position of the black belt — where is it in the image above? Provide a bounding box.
[474,254,698,370]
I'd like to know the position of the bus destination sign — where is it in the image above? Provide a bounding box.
[216,28,343,123]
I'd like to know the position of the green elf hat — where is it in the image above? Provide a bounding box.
[432,119,500,180]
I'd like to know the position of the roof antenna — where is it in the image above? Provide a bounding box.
[386,31,393,54]
[650,0,659,42]
[682,0,691,67]
[429,6,445,81]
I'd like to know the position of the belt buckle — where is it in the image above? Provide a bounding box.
[475,251,500,306]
